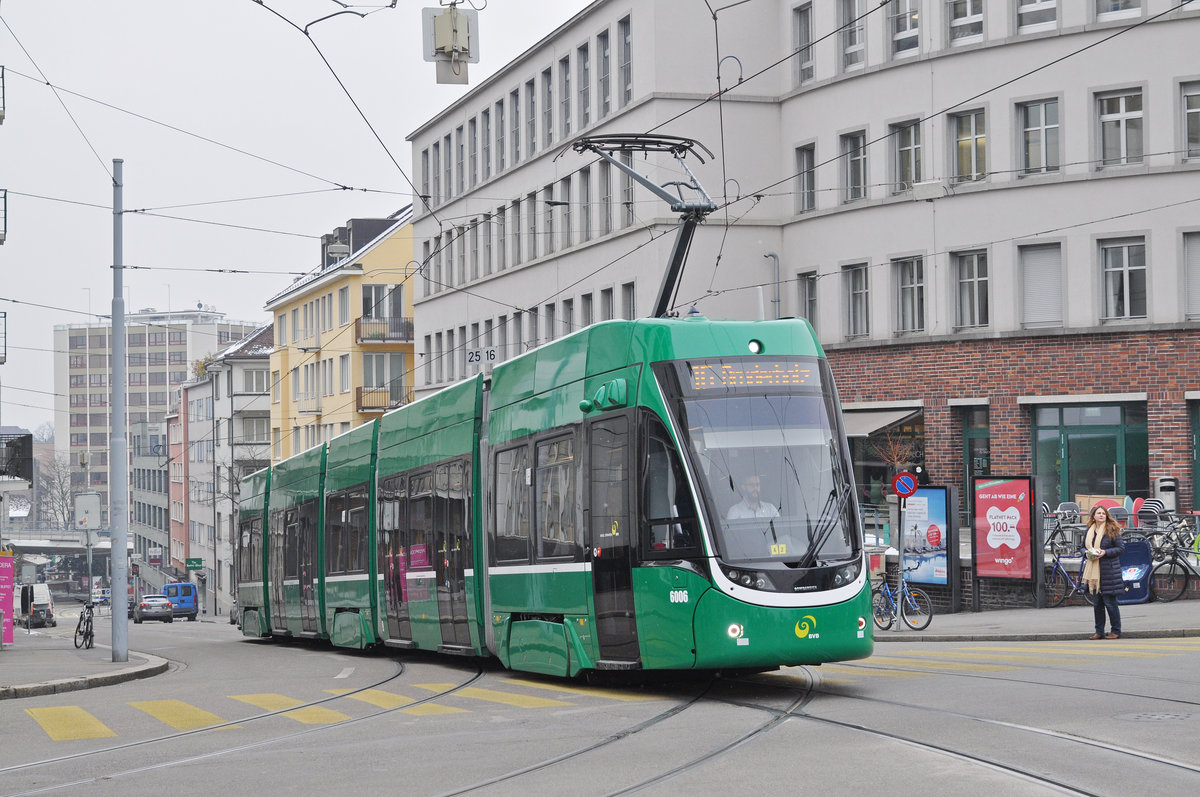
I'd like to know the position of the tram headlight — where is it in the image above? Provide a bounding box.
[726,568,772,591]
[832,559,862,587]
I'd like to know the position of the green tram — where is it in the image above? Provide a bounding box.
[237,317,873,677]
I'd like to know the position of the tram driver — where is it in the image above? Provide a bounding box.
[726,474,780,520]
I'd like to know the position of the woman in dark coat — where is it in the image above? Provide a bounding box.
[1082,505,1125,639]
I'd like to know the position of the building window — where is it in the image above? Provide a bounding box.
[948,0,983,42]
[510,89,521,166]
[511,199,522,265]
[497,206,507,270]
[431,141,441,204]
[890,0,919,55]
[798,272,817,325]
[893,121,921,192]
[559,55,571,138]
[526,79,536,157]
[340,354,350,393]
[1101,238,1147,319]
[620,151,635,227]
[841,131,867,202]
[1184,232,1200,319]
[1017,0,1056,29]
[560,176,572,249]
[244,369,269,393]
[600,161,613,234]
[470,221,480,280]
[1096,0,1140,20]
[455,126,465,195]
[420,148,430,203]
[841,0,866,71]
[578,43,591,128]
[544,303,557,341]
[955,251,989,328]
[621,281,636,320]
[953,110,986,182]
[794,4,814,85]
[601,287,615,321]
[597,30,611,118]
[443,134,453,199]
[618,15,632,107]
[795,145,815,212]
[895,257,924,332]
[495,100,506,172]
[845,264,869,337]
[580,167,592,242]
[1099,90,1143,166]
[481,109,492,180]
[1020,243,1063,327]
[1185,83,1200,160]
[1021,99,1059,174]
[542,68,553,147]
[468,118,478,188]
[544,185,555,256]
[527,191,538,260]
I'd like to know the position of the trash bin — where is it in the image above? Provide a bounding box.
[1117,535,1153,605]
[1153,477,1178,513]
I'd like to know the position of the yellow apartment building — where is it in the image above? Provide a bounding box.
[266,209,416,460]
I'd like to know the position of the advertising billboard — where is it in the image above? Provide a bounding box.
[902,486,951,586]
[972,476,1035,580]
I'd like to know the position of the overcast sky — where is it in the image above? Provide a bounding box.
[0,0,590,432]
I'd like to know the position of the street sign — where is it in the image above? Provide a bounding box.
[892,471,918,499]
[185,558,203,571]
[73,492,103,531]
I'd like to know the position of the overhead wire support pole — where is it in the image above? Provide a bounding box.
[566,135,717,319]
[111,159,129,662]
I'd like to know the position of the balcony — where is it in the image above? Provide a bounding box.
[297,395,322,415]
[356,386,412,413]
[356,316,414,344]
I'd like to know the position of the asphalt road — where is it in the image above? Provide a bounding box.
[3,619,1200,796]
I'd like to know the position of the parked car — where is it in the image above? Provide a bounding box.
[133,595,174,623]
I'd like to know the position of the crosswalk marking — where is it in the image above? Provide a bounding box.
[130,700,229,731]
[501,678,658,702]
[893,650,1077,664]
[414,683,574,708]
[229,693,350,724]
[324,688,467,715]
[867,655,1011,672]
[820,663,930,679]
[25,706,116,741]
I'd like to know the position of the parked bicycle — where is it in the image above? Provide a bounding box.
[1143,513,1197,563]
[871,567,933,631]
[1151,539,1200,602]
[74,601,95,650]
[1044,533,1095,608]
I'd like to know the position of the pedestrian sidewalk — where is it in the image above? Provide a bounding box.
[875,596,1200,642]
[1,622,169,700]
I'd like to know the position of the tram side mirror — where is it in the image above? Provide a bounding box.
[579,378,629,414]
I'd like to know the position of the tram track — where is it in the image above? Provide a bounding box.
[1,659,487,797]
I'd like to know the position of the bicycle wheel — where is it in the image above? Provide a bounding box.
[870,588,894,631]
[1145,531,1169,563]
[84,617,94,649]
[1046,568,1070,607]
[1152,560,1189,602]
[901,587,933,631]
[74,617,86,649]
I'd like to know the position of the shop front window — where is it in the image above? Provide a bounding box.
[1033,403,1149,504]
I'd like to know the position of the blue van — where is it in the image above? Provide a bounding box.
[162,582,199,621]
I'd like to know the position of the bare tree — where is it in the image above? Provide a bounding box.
[870,427,923,479]
[38,454,77,530]
[32,421,55,443]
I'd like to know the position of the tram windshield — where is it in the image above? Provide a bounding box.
[657,357,860,568]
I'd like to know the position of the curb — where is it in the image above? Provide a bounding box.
[873,628,1200,643]
[0,650,170,700]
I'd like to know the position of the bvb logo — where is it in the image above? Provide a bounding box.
[794,615,818,638]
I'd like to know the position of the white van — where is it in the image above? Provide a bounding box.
[22,583,56,628]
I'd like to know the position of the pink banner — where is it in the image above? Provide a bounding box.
[973,477,1033,579]
[1,555,14,644]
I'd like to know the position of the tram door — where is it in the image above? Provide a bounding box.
[588,415,640,663]
[269,509,287,632]
[298,501,318,634]
[434,460,472,648]
[378,475,411,640]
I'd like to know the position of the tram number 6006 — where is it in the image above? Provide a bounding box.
[669,589,690,604]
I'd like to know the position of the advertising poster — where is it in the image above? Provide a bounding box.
[1,554,14,644]
[902,487,949,585]
[973,476,1033,579]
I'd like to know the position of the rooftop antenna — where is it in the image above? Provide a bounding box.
[564,134,717,318]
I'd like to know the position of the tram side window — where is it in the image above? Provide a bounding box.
[536,434,578,559]
[325,485,369,575]
[494,445,531,563]
[409,472,433,570]
[325,492,346,574]
[446,460,470,541]
[297,498,318,582]
[238,517,261,581]
[378,475,409,603]
[284,508,300,580]
[640,416,700,558]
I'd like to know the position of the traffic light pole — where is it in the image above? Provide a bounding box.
[110,159,129,662]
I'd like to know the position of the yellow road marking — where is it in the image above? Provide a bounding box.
[893,650,1077,664]
[414,683,573,708]
[323,688,467,715]
[25,706,116,741]
[501,678,657,702]
[230,693,349,724]
[820,663,929,679]
[130,700,230,731]
[964,645,1162,659]
[867,655,1011,672]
